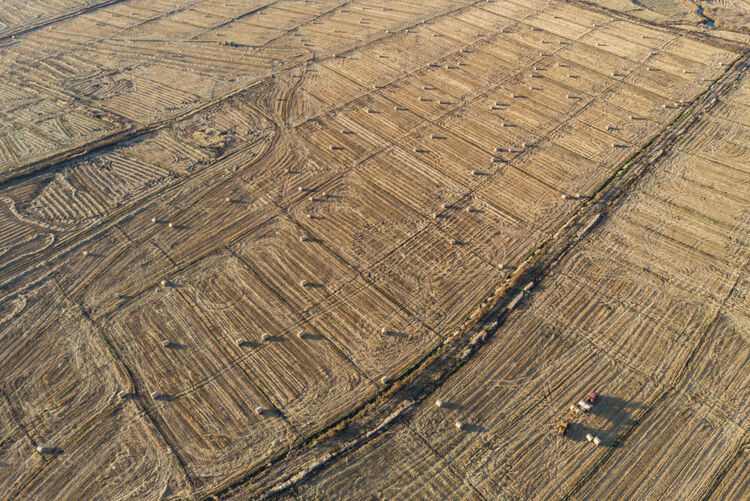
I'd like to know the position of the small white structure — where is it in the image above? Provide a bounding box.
[432,212,438,219]
[225,197,231,202]
[436,399,443,408]
[82,250,89,256]
[160,280,168,287]
[262,332,270,341]
[298,186,304,192]
[151,391,160,399]
[300,280,308,287]
[168,222,174,229]
[465,207,473,213]
[586,433,594,442]
[113,293,121,299]
[449,239,458,245]
[381,327,388,335]
[471,169,478,175]
[593,436,602,446]
[118,390,127,399]
[300,236,309,242]
[306,214,313,219]
[151,217,157,223]
[236,339,244,346]
[381,376,389,384]
[36,445,51,454]
[162,340,170,347]
[455,420,463,430]
[442,202,449,209]
[255,406,264,415]
[297,330,305,338]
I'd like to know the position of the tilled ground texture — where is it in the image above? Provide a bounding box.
[0,0,748,499]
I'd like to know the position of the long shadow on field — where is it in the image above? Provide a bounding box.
[299,333,324,341]
[150,393,178,402]
[386,331,408,339]
[265,335,287,343]
[566,395,643,448]
[439,402,462,411]
[461,423,487,433]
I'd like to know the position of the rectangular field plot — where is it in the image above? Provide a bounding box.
[582,27,655,62]
[287,427,479,500]
[0,283,117,447]
[96,74,201,123]
[487,76,584,117]
[509,141,604,197]
[287,170,428,270]
[600,81,673,121]
[407,317,657,499]
[601,200,741,302]
[105,287,248,393]
[17,406,189,500]
[475,166,567,235]
[321,51,405,90]
[378,76,462,121]
[104,288,297,481]
[572,101,663,145]
[559,41,638,78]
[578,393,743,500]
[433,192,538,268]
[525,11,594,40]
[304,276,439,379]
[295,65,367,108]
[357,147,467,217]
[394,124,497,188]
[0,281,189,498]
[551,120,636,165]
[150,364,297,483]
[295,113,389,168]
[678,306,750,428]
[54,230,173,313]
[529,248,719,380]
[537,56,615,96]
[475,92,562,136]
[333,94,427,144]
[439,108,538,157]
[198,21,286,48]
[369,230,503,332]
[229,215,358,315]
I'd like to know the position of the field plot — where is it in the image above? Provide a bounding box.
[287,42,750,500]
[104,286,298,483]
[0,0,746,498]
[286,428,481,500]
[182,255,378,432]
[0,282,189,499]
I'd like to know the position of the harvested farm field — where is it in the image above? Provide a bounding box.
[0,0,748,499]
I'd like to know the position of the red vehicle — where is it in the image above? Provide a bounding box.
[585,391,598,405]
